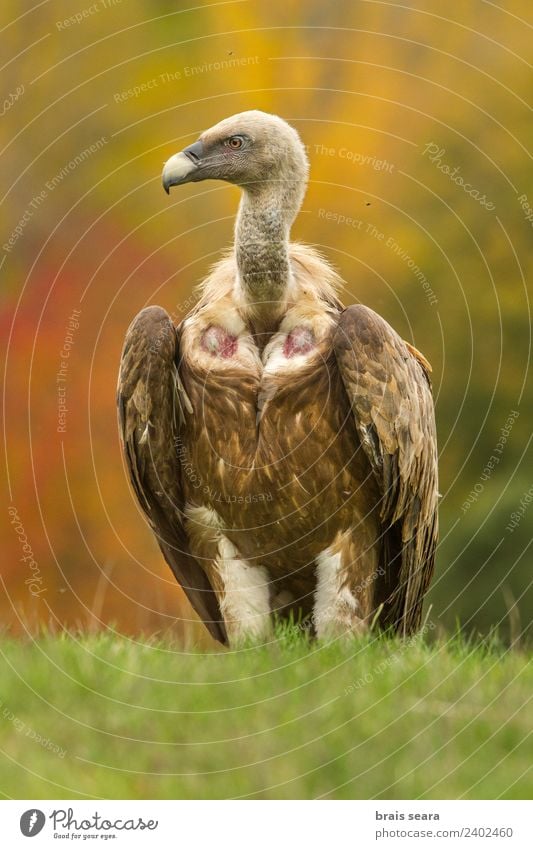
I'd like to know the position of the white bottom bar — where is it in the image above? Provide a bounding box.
[1,800,531,848]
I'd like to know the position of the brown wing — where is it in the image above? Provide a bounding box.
[333,304,438,634]
[117,305,227,644]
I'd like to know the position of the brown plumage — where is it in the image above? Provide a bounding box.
[117,111,438,646]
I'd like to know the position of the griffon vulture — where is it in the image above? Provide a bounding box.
[117,111,438,646]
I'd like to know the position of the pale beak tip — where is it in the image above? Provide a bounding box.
[161,150,199,193]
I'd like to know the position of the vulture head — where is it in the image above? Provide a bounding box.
[163,111,313,313]
[162,110,309,216]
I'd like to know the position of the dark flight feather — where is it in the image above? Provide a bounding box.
[117,306,227,644]
[334,304,439,633]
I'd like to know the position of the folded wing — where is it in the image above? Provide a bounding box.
[117,306,227,644]
[334,304,439,634]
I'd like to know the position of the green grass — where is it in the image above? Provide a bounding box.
[0,626,531,799]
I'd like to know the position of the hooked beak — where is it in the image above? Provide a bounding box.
[162,140,204,193]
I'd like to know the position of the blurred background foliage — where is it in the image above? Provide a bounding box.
[1,0,531,643]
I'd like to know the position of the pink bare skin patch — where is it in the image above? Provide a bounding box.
[201,325,238,359]
[283,326,316,358]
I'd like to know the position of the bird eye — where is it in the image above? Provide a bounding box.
[227,136,243,149]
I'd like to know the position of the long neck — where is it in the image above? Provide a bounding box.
[234,182,301,324]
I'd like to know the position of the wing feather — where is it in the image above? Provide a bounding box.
[117,306,227,644]
[334,304,438,633]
